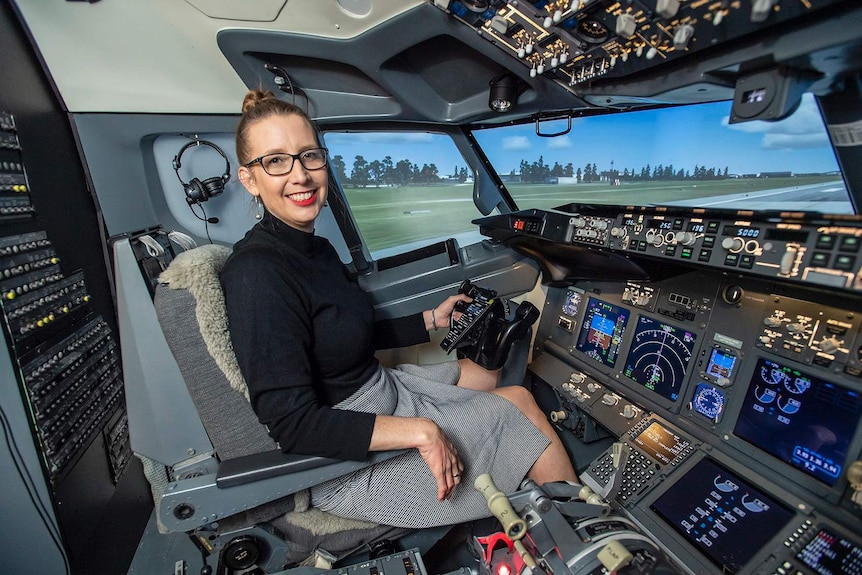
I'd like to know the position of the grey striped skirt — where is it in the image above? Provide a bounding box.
[310,362,550,528]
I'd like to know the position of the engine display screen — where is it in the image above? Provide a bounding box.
[633,421,691,465]
[734,357,862,486]
[575,298,629,368]
[797,528,862,575]
[623,315,697,402]
[650,458,795,573]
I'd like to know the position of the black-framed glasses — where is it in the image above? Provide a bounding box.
[243,147,328,176]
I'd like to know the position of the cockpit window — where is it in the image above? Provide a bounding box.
[472,94,851,215]
[324,131,485,259]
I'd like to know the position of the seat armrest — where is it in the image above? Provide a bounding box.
[161,450,408,532]
[216,449,408,488]
[217,451,340,488]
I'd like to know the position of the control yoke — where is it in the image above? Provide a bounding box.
[440,280,540,370]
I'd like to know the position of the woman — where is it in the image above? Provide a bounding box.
[221,89,577,528]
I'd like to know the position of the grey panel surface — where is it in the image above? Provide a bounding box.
[362,240,540,320]
[0,336,69,574]
[114,239,212,465]
[74,113,238,237]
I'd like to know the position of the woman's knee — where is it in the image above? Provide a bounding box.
[492,385,537,411]
[457,359,499,391]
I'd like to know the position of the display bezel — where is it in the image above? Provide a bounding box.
[732,356,862,488]
[721,354,862,502]
[621,314,698,407]
[574,297,630,369]
[648,456,796,574]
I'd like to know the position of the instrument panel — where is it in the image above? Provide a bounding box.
[477,206,862,574]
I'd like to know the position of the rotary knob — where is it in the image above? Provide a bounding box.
[721,237,744,252]
[587,382,600,393]
[787,322,805,334]
[819,337,840,354]
[602,394,618,406]
[763,316,782,328]
[569,372,587,384]
[622,404,637,419]
[674,231,696,246]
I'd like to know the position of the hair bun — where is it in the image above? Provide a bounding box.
[241,90,279,114]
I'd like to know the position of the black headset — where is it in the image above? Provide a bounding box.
[172,139,231,205]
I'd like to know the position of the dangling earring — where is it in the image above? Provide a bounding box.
[255,196,264,220]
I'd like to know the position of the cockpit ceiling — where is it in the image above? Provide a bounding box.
[11,0,862,125]
[11,0,425,114]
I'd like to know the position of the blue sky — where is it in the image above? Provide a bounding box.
[324,94,840,178]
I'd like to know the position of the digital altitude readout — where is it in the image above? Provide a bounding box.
[576,298,630,368]
[722,225,760,238]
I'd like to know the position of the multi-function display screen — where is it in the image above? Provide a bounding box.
[705,347,737,381]
[734,357,862,486]
[623,315,697,402]
[650,458,795,573]
[797,528,862,575]
[633,421,691,465]
[576,298,629,368]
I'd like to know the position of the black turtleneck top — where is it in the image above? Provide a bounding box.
[221,213,430,460]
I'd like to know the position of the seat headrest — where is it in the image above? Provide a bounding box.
[158,244,247,399]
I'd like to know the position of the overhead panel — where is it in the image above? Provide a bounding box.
[431,0,855,96]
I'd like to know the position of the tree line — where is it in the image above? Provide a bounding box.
[331,155,468,188]
[517,155,730,183]
[331,153,730,187]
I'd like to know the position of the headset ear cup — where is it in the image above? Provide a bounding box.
[201,176,226,200]
[184,178,207,204]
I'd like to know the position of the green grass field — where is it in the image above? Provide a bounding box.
[343,175,843,254]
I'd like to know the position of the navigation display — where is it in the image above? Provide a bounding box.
[575,298,629,368]
[734,357,862,486]
[623,315,697,402]
[650,458,795,573]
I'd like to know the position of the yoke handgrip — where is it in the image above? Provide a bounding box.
[474,473,526,540]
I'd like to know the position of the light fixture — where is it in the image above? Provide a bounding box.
[488,73,519,113]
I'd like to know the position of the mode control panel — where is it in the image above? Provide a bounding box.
[476,208,862,293]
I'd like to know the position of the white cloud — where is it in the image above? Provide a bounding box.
[502,136,531,151]
[547,136,572,149]
[762,132,830,149]
[326,132,436,145]
[723,94,831,150]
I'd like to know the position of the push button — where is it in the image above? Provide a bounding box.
[816,234,836,250]
[834,254,856,271]
[839,235,861,252]
[810,252,830,267]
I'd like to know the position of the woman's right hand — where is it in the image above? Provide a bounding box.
[414,418,464,501]
[369,415,464,501]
